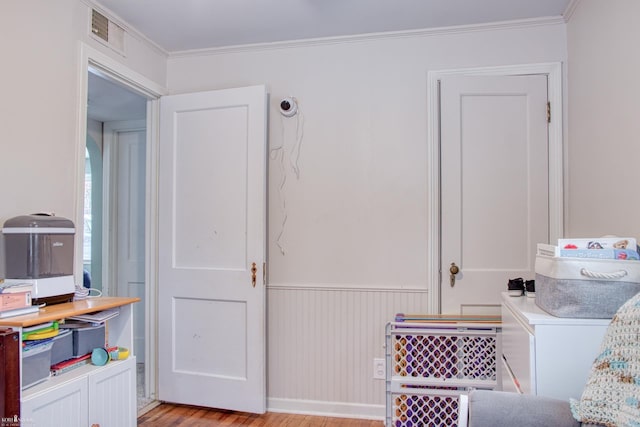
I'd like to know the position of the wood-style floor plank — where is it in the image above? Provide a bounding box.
[137,403,385,426]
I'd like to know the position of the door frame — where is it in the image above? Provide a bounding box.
[426,62,564,313]
[76,43,167,405]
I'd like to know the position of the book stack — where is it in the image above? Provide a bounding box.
[68,308,119,324]
[50,353,91,376]
[0,282,38,318]
[50,346,119,376]
[0,281,33,295]
[539,237,640,261]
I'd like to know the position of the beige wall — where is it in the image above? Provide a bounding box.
[167,21,567,415]
[168,22,567,289]
[0,0,166,276]
[0,1,592,416]
[566,0,640,238]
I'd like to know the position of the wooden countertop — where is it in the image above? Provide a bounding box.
[0,296,140,327]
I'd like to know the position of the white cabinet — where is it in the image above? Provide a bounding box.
[21,374,88,426]
[501,293,609,400]
[0,297,139,427]
[88,357,136,426]
[21,357,136,427]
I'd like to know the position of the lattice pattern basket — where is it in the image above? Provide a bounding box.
[385,320,502,427]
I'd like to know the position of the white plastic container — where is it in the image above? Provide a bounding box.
[22,341,53,389]
[535,254,640,318]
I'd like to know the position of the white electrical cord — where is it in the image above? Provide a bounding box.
[74,284,102,300]
[271,134,288,255]
[270,98,304,255]
[290,109,305,179]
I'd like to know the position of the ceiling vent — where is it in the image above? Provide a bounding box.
[91,9,125,55]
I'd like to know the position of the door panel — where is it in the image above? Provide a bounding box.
[440,75,549,314]
[173,107,248,269]
[173,297,247,378]
[158,85,267,413]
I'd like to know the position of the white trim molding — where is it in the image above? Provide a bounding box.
[170,17,565,58]
[426,62,564,313]
[268,398,384,421]
[77,41,168,411]
[563,0,582,22]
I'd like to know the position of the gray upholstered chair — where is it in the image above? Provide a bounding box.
[459,390,590,427]
[459,290,640,427]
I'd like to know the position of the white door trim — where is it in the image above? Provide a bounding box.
[76,42,167,405]
[426,62,564,313]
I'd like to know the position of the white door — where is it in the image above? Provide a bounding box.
[440,75,549,315]
[158,85,267,413]
[112,123,146,361]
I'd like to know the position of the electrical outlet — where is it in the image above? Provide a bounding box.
[373,358,385,380]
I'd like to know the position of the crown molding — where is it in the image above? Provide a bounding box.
[169,16,566,59]
[563,0,582,22]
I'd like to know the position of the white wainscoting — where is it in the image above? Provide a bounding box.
[267,285,429,419]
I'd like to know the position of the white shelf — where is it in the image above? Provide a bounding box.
[502,293,611,327]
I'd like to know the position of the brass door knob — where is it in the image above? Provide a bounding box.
[449,262,459,287]
[251,262,257,287]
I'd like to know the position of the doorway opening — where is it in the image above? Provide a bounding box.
[86,69,151,411]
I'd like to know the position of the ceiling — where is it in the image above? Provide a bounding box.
[87,0,572,122]
[87,72,147,122]
[94,0,573,53]
[87,71,147,122]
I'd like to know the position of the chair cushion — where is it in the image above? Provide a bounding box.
[468,389,580,427]
[570,291,640,426]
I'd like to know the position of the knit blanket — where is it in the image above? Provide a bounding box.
[570,291,640,427]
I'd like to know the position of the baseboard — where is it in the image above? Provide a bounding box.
[137,400,161,417]
[267,397,385,420]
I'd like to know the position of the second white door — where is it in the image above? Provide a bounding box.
[440,74,550,315]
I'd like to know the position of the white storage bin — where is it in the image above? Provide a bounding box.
[535,254,640,318]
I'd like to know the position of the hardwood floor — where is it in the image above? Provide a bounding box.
[137,403,385,426]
